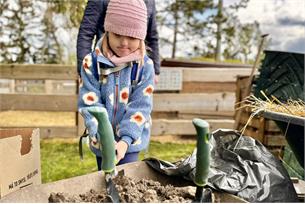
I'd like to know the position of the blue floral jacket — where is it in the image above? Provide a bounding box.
[78,41,155,156]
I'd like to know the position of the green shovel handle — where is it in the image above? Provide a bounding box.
[88,107,116,173]
[192,118,210,187]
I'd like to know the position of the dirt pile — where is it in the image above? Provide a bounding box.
[48,175,195,203]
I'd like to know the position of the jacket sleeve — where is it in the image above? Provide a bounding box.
[145,0,160,75]
[118,58,155,146]
[76,0,105,75]
[78,53,105,136]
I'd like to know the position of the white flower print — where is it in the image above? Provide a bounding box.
[82,92,98,105]
[143,84,154,97]
[130,112,145,127]
[82,54,92,75]
[120,87,129,104]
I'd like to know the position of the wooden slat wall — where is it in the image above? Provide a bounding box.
[0,64,252,138]
[152,119,234,135]
[0,65,252,81]
[183,68,254,82]
[0,93,235,115]
[0,126,77,139]
[0,64,78,80]
[1,119,234,138]
[153,93,235,113]
[0,94,77,111]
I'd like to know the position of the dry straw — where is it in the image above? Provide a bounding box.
[235,90,305,136]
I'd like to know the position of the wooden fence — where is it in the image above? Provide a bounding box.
[0,64,253,138]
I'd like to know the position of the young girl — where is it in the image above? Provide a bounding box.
[78,0,154,170]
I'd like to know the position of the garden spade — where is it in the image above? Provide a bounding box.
[87,107,120,203]
[192,118,212,203]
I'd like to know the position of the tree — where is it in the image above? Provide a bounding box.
[0,0,44,63]
[0,0,87,64]
[38,0,87,64]
[157,0,213,59]
[214,0,223,61]
[207,0,261,62]
[156,0,260,62]
[39,5,63,64]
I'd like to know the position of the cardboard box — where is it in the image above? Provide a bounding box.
[0,128,41,198]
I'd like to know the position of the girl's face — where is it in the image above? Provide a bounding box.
[108,32,141,57]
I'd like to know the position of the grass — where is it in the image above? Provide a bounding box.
[41,138,196,183]
[188,56,253,64]
[0,111,196,183]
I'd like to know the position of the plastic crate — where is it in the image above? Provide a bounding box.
[155,68,182,91]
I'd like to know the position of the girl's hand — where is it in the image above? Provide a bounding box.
[115,140,128,162]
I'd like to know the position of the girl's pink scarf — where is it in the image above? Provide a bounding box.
[106,49,142,66]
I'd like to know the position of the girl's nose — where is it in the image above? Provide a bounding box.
[120,37,128,46]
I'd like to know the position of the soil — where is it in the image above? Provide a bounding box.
[48,175,198,203]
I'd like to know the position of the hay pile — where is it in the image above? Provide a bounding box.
[236,91,305,135]
[236,91,305,117]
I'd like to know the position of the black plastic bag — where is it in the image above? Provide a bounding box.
[144,129,298,202]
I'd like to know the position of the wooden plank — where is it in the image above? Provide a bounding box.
[178,111,234,118]
[242,128,260,142]
[0,65,252,82]
[44,80,53,94]
[9,80,15,93]
[0,64,77,80]
[241,128,285,146]
[151,119,234,136]
[1,92,235,114]
[1,120,234,138]
[265,135,287,146]
[239,114,280,132]
[153,93,235,113]
[183,68,254,82]
[182,82,236,93]
[258,117,265,143]
[1,92,235,117]
[0,94,77,111]
[0,126,77,138]
[152,112,178,119]
[77,112,86,136]
[235,75,251,100]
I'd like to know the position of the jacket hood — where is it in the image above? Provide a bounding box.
[94,37,116,68]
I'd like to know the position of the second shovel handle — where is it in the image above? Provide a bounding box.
[193,118,210,187]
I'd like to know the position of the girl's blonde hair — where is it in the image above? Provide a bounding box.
[101,32,146,67]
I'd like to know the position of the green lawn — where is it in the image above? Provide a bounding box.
[40,138,304,184]
[40,139,196,183]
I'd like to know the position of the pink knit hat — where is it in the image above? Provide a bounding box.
[104,0,147,40]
